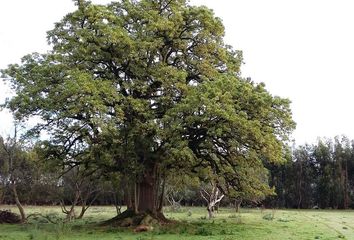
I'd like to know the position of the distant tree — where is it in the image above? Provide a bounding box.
[200,179,224,219]
[101,173,124,215]
[1,0,295,223]
[312,140,334,208]
[267,137,354,210]
[266,161,289,208]
[164,173,199,212]
[0,126,32,222]
[228,157,275,211]
[292,145,317,208]
[332,136,351,209]
[58,166,102,220]
[348,140,354,208]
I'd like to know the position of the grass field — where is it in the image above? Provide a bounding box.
[0,205,353,239]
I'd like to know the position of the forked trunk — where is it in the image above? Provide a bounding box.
[200,182,224,219]
[60,190,80,221]
[66,208,76,221]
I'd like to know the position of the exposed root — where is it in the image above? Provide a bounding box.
[134,225,153,232]
[101,209,171,228]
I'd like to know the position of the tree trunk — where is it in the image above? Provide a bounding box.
[200,182,224,219]
[104,193,164,227]
[157,175,166,212]
[115,205,122,215]
[0,184,5,205]
[124,184,134,211]
[138,173,156,213]
[103,165,169,226]
[67,208,76,220]
[12,183,26,222]
[77,205,87,219]
[297,160,302,209]
[207,206,214,219]
[235,199,242,213]
[343,159,349,209]
[61,189,80,221]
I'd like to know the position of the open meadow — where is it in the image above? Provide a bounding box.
[0,206,353,240]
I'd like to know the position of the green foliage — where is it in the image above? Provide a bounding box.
[1,0,295,203]
[262,213,274,221]
[268,136,354,209]
[194,226,213,236]
[27,213,63,224]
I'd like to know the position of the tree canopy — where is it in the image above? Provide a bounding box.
[1,0,295,218]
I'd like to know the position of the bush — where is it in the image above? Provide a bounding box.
[228,214,242,224]
[262,213,274,221]
[27,212,63,224]
[195,227,213,236]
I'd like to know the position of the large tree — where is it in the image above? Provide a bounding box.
[1,0,295,222]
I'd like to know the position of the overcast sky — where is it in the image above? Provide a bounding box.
[1,0,354,144]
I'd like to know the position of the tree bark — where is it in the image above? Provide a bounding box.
[124,184,134,211]
[157,174,166,212]
[138,173,156,213]
[297,159,302,209]
[343,158,349,209]
[12,183,26,223]
[200,183,224,219]
[103,164,169,226]
[207,207,214,219]
[235,199,242,213]
[60,189,80,221]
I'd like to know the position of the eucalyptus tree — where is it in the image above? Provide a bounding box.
[1,0,295,222]
[331,136,351,209]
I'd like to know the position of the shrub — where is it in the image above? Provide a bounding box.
[0,210,21,224]
[262,213,274,221]
[195,227,213,236]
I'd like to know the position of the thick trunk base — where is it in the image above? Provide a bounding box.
[101,209,170,227]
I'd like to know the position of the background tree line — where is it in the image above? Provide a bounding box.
[2,129,354,215]
[267,136,354,209]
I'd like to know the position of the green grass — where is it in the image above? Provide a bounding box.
[0,205,353,239]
